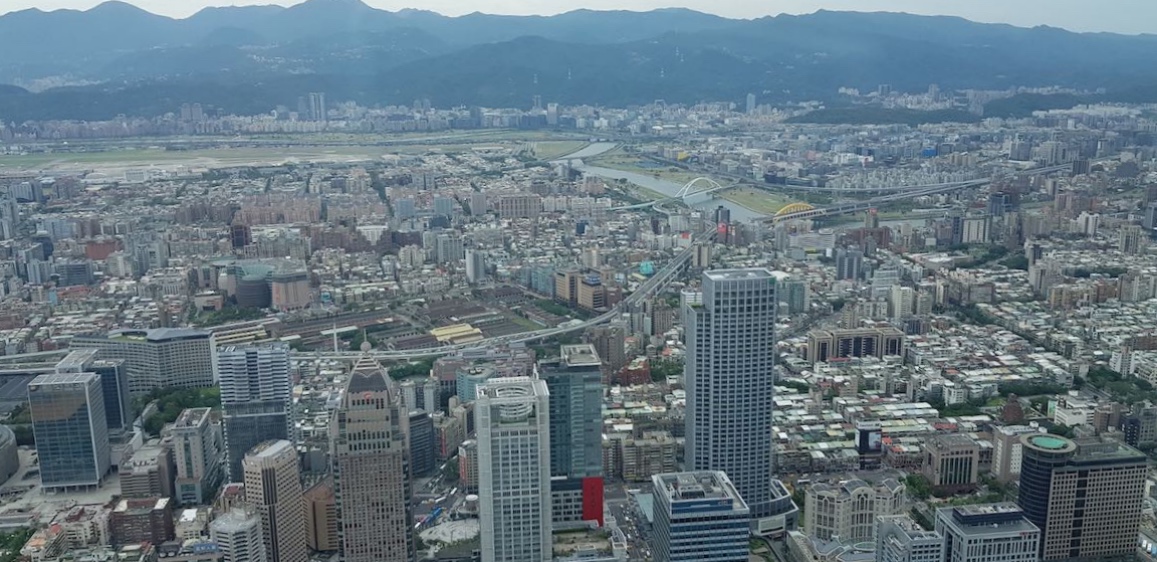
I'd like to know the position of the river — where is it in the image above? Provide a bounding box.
[554,143,767,222]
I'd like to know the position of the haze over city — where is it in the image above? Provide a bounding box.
[2,1,1157,562]
[0,0,1154,33]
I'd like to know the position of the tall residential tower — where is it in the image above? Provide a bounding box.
[683,268,791,534]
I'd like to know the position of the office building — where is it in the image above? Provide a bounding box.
[210,507,267,562]
[876,514,944,562]
[991,425,1042,483]
[54,349,132,433]
[619,431,679,482]
[803,478,906,542]
[1120,224,1146,255]
[216,344,293,482]
[1018,434,1147,561]
[330,356,413,562]
[29,372,109,491]
[408,410,436,477]
[835,247,863,281]
[119,443,176,500]
[683,269,789,534]
[806,327,906,363]
[70,328,217,395]
[922,434,981,495]
[477,377,552,562]
[541,345,604,479]
[458,439,479,493]
[455,365,495,403]
[170,407,223,506]
[935,504,1039,562]
[243,440,307,562]
[465,249,487,284]
[652,471,750,562]
[303,478,339,553]
[1144,202,1157,231]
[109,497,176,547]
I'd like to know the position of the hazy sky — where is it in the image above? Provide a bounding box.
[0,0,1154,34]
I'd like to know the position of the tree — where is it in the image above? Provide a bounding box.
[904,474,932,500]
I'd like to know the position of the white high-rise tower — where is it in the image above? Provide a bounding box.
[477,377,552,562]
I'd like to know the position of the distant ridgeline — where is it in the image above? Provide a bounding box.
[2,2,1157,120]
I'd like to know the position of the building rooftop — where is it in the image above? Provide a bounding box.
[704,268,780,281]
[938,503,1039,536]
[560,344,601,369]
[29,372,98,387]
[172,407,211,429]
[347,358,392,394]
[54,349,97,373]
[114,497,169,514]
[879,514,941,541]
[653,471,748,512]
[248,439,292,459]
[106,328,211,342]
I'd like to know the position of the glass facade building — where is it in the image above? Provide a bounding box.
[54,349,131,433]
[683,269,785,530]
[29,372,110,490]
[216,344,293,482]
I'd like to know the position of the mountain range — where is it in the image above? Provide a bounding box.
[2,0,1157,121]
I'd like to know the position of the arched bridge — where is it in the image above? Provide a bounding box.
[613,176,739,210]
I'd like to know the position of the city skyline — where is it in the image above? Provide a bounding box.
[0,0,1154,34]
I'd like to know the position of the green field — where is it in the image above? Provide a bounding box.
[589,156,702,186]
[718,187,794,215]
[530,141,589,160]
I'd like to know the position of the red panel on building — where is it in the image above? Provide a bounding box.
[582,477,605,527]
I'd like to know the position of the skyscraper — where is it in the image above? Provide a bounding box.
[477,377,552,562]
[54,349,131,433]
[541,345,603,479]
[28,372,109,491]
[683,269,787,534]
[541,344,605,528]
[243,440,307,562]
[1017,434,1147,561]
[217,344,293,482]
[652,471,751,562]
[331,356,413,562]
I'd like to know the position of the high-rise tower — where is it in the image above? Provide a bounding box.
[331,356,413,562]
[28,372,110,491]
[1017,434,1147,561]
[683,268,789,534]
[243,439,307,562]
[477,377,552,562]
[217,344,293,482]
